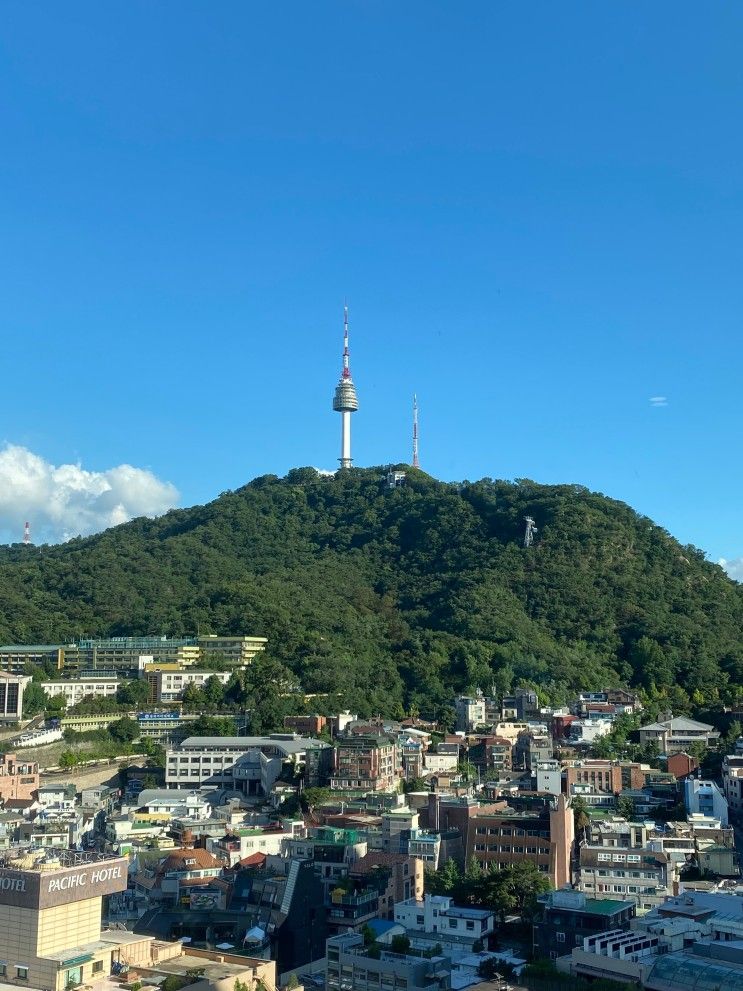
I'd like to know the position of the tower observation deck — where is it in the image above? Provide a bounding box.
[332,306,359,468]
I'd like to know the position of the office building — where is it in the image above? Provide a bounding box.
[0,673,31,722]
[166,734,332,791]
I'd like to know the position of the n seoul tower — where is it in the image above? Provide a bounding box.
[332,306,359,469]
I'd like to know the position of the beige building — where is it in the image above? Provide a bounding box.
[0,672,31,722]
[0,851,131,991]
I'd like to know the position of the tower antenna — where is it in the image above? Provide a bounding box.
[524,516,537,548]
[23,521,31,546]
[332,305,359,468]
[412,394,420,468]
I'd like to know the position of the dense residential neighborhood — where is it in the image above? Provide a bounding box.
[0,637,742,991]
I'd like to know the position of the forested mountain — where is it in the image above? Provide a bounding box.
[0,467,741,718]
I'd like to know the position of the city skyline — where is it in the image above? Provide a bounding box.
[0,4,741,577]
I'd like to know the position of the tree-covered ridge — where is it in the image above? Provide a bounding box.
[0,467,740,717]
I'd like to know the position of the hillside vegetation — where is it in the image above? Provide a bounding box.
[0,467,741,718]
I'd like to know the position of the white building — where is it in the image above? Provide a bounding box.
[154,669,231,702]
[569,718,614,745]
[684,777,729,827]
[536,760,563,796]
[41,677,118,706]
[455,694,487,732]
[394,894,494,959]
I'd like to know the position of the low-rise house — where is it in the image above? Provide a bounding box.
[134,847,223,904]
[638,716,720,753]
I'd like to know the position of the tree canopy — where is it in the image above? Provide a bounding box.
[0,467,740,719]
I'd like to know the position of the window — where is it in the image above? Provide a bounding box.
[92,962,103,974]
[0,965,6,977]
[466,920,475,931]
[556,932,565,943]
[16,967,28,981]
[449,918,457,928]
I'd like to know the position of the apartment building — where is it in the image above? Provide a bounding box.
[722,755,743,815]
[41,677,118,706]
[394,893,494,955]
[577,845,669,912]
[466,794,574,889]
[454,694,487,732]
[331,735,397,792]
[0,752,39,800]
[684,777,729,826]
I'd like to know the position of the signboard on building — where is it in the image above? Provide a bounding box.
[0,857,128,909]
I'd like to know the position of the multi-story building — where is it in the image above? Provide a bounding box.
[638,716,720,754]
[469,736,512,776]
[466,794,574,889]
[576,821,671,913]
[501,689,540,721]
[684,777,729,826]
[0,634,267,678]
[150,669,231,702]
[394,893,494,958]
[722,755,743,816]
[533,889,636,962]
[0,752,39,801]
[197,634,268,666]
[0,644,67,674]
[166,734,332,791]
[326,932,451,991]
[0,850,138,991]
[565,760,623,796]
[40,677,118,706]
[331,735,397,792]
[535,760,563,796]
[284,714,327,736]
[350,852,424,916]
[136,710,200,744]
[454,694,487,732]
[0,673,31,722]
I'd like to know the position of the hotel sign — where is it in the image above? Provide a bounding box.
[0,857,128,909]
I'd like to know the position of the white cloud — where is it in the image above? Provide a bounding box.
[719,557,743,583]
[649,396,668,407]
[0,444,178,544]
[312,467,337,477]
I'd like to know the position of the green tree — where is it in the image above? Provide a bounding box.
[616,796,635,819]
[23,681,50,716]
[116,679,150,706]
[109,716,139,743]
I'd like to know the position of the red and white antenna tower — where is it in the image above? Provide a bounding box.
[23,521,31,545]
[412,394,420,469]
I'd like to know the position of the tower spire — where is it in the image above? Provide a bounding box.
[332,305,359,469]
[412,394,420,468]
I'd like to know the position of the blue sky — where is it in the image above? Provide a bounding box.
[0,3,741,570]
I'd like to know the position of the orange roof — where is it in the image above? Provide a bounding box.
[239,852,267,868]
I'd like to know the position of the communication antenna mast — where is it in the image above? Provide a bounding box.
[412,394,420,469]
[23,521,31,545]
[524,516,537,548]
